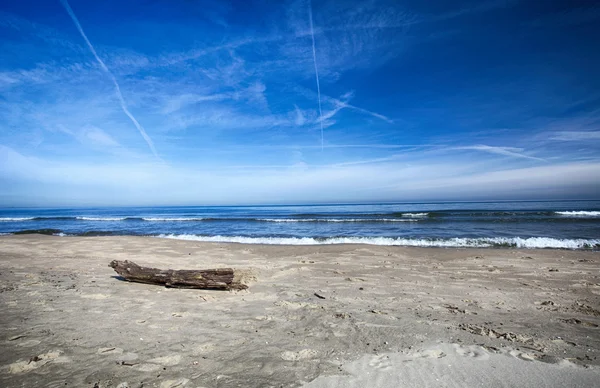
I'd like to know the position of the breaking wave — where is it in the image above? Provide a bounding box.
[76,217,129,221]
[400,213,429,218]
[556,211,600,217]
[0,216,422,223]
[156,235,600,249]
[141,217,206,221]
[255,218,418,223]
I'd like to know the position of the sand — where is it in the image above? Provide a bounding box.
[0,235,599,387]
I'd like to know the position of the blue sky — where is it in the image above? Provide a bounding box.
[0,0,599,206]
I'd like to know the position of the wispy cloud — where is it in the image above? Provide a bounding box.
[424,0,518,24]
[453,145,546,162]
[318,92,393,127]
[59,0,158,158]
[550,131,600,141]
[341,101,394,124]
[294,105,306,126]
[330,154,404,167]
[2,144,598,206]
[53,125,143,159]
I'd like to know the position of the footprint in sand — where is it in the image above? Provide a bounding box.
[275,301,320,309]
[254,315,275,321]
[412,349,446,359]
[7,350,70,374]
[281,349,318,361]
[368,354,393,371]
[453,345,490,360]
[509,350,537,361]
[193,343,216,355]
[118,353,139,362]
[148,354,182,366]
[133,363,162,372]
[160,378,190,388]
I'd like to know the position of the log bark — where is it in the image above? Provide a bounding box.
[109,260,247,290]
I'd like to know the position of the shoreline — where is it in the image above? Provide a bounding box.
[2,232,600,250]
[1,235,599,387]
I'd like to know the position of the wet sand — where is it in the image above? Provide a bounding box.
[1,235,599,387]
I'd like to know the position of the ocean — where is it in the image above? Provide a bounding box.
[0,200,599,250]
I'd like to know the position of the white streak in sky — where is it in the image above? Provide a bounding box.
[59,0,159,158]
[454,145,546,162]
[550,131,600,141]
[308,0,324,150]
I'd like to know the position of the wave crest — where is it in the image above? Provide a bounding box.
[76,217,128,221]
[257,218,419,223]
[401,213,429,218]
[141,217,206,221]
[556,211,600,217]
[156,235,599,249]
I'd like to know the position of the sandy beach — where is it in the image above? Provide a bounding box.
[1,235,599,387]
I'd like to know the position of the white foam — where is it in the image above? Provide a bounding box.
[486,237,599,249]
[0,217,35,222]
[402,213,429,218]
[156,235,599,249]
[556,211,600,217]
[142,217,205,221]
[257,218,418,223]
[76,217,126,221]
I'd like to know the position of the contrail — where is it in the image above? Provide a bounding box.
[308,0,324,150]
[59,0,158,158]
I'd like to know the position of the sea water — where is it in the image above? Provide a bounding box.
[0,201,599,249]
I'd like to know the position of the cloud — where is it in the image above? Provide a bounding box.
[160,92,233,115]
[159,107,295,133]
[0,10,82,53]
[453,145,546,162]
[294,105,306,126]
[391,163,600,200]
[1,144,598,206]
[550,131,600,141]
[59,0,158,158]
[0,62,98,89]
[317,92,393,127]
[422,0,519,24]
[330,154,404,167]
[3,2,397,149]
[80,126,120,147]
[277,0,416,81]
[343,102,394,123]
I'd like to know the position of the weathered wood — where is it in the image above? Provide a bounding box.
[109,260,247,290]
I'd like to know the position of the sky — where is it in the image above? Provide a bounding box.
[0,0,599,206]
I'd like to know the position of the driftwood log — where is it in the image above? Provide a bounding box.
[109,260,247,290]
